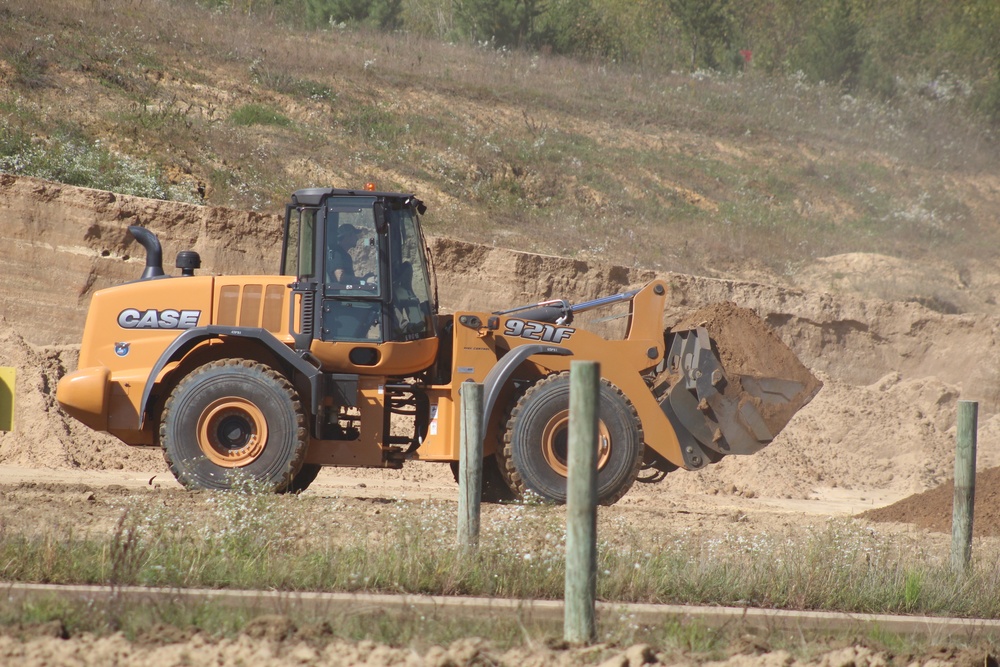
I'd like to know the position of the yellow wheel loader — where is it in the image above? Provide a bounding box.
[56,187,821,503]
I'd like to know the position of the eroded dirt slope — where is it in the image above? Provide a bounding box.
[0,174,282,346]
[2,175,1000,505]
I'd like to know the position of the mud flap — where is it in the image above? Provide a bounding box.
[658,303,822,465]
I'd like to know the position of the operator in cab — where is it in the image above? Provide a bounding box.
[329,224,361,283]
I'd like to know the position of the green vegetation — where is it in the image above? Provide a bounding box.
[0,124,183,200]
[0,0,998,281]
[7,593,939,660]
[304,0,403,30]
[196,0,1000,120]
[3,489,1000,621]
[0,594,571,651]
[229,103,293,127]
[4,486,1000,654]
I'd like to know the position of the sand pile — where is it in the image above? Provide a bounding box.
[0,323,165,472]
[2,315,989,503]
[861,466,1000,537]
[861,404,1000,535]
[662,371,1000,499]
[3,174,999,509]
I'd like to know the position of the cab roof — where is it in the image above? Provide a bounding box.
[290,187,419,208]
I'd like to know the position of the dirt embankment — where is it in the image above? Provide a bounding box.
[5,172,1000,404]
[0,174,282,346]
[2,173,1000,507]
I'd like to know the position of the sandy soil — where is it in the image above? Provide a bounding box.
[1,626,982,667]
[2,176,1000,664]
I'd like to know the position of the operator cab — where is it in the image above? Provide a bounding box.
[281,187,438,374]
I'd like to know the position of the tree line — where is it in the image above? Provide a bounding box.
[205,0,1000,122]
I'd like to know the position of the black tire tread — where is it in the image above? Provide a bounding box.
[497,372,644,505]
[449,457,518,503]
[287,463,322,494]
[160,358,308,492]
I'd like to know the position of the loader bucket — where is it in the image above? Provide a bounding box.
[659,302,822,460]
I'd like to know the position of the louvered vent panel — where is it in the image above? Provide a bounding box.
[218,285,240,325]
[239,285,263,327]
[299,291,315,338]
[262,285,285,332]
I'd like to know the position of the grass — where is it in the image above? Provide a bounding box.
[0,593,562,648]
[0,124,192,201]
[229,103,293,127]
[3,488,1000,620]
[0,593,898,662]
[3,487,1000,660]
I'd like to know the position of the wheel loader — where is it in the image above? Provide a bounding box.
[56,186,821,503]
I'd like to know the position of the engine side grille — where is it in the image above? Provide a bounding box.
[298,289,315,338]
[217,284,287,333]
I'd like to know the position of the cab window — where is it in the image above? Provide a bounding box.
[320,199,383,343]
[387,206,435,342]
[283,207,317,278]
[324,202,380,297]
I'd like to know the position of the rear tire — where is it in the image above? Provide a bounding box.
[160,359,308,492]
[498,372,643,505]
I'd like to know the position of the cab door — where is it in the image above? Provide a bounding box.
[283,193,439,376]
[318,198,386,346]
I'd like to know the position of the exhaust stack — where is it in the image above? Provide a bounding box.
[128,225,164,280]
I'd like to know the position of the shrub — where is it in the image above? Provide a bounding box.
[228,104,293,127]
[304,0,403,30]
[789,0,863,91]
[0,125,177,200]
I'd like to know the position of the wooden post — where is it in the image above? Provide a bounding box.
[951,400,978,572]
[457,381,484,552]
[565,360,598,645]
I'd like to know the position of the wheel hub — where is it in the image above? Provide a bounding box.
[540,409,612,478]
[196,397,268,467]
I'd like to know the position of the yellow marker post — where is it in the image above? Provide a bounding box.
[0,367,14,432]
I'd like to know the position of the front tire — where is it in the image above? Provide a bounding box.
[449,456,518,503]
[288,463,322,493]
[498,372,643,505]
[160,359,308,492]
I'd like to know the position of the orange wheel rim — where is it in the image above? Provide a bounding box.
[540,409,612,478]
[196,397,268,467]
